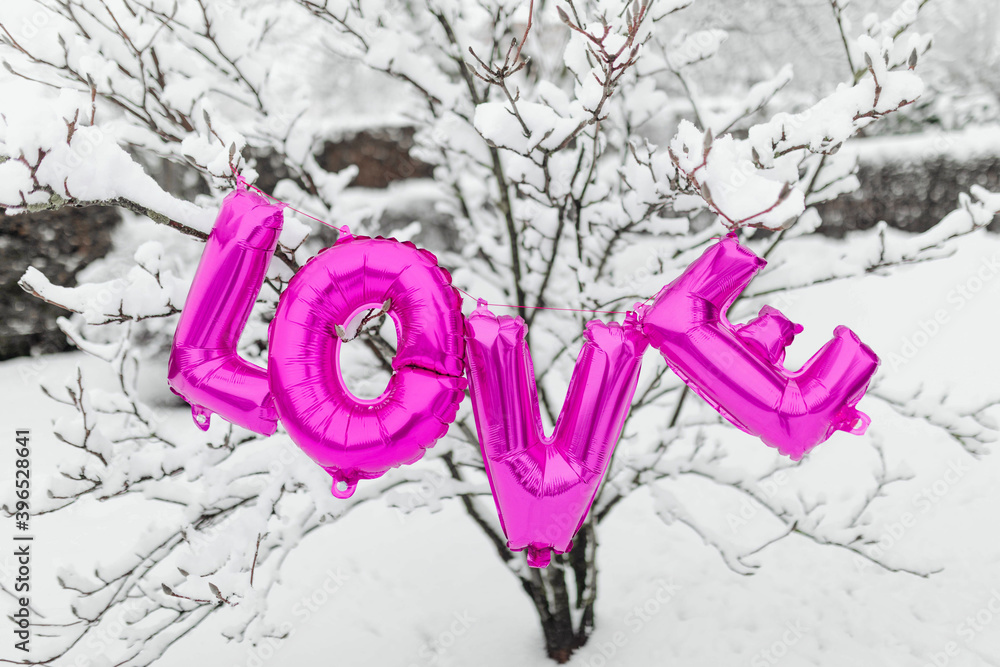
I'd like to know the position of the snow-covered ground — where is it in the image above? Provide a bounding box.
[3,229,1000,667]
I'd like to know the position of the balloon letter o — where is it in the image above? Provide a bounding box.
[268,233,466,498]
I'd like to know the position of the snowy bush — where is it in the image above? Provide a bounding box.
[1,0,999,664]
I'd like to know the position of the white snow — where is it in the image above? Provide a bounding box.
[848,125,1000,166]
[4,230,1000,666]
[474,101,584,154]
[670,120,805,228]
[667,29,729,71]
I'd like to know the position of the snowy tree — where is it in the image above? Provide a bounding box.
[1,0,999,664]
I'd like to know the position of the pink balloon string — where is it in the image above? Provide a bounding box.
[232,168,340,231]
[229,167,647,316]
[452,285,636,315]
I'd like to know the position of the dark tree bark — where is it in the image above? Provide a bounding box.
[443,449,598,662]
[518,520,598,663]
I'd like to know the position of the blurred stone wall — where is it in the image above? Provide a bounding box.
[320,127,435,189]
[815,155,1000,236]
[0,206,118,360]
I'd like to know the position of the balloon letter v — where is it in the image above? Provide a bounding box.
[464,301,647,567]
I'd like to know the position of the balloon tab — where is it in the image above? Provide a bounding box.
[330,475,358,499]
[191,405,212,431]
[526,544,553,568]
[839,408,871,436]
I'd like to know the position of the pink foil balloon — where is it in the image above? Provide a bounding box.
[637,235,879,459]
[268,232,466,499]
[168,182,284,435]
[464,302,647,567]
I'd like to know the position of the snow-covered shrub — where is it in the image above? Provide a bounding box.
[1,0,998,664]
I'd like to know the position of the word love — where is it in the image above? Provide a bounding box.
[169,184,879,567]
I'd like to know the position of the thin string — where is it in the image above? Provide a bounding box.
[231,166,341,231]
[453,285,640,315]
[230,167,648,316]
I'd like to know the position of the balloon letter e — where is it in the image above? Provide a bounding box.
[637,236,879,459]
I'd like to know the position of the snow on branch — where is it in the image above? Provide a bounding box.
[668,121,804,230]
[628,34,924,232]
[0,95,216,235]
[18,242,188,325]
[750,36,924,161]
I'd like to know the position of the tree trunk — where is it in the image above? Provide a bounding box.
[519,519,599,663]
